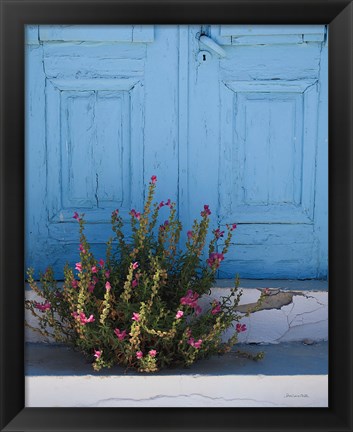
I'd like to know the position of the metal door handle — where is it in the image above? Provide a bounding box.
[199,35,227,58]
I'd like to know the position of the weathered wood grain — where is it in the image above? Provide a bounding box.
[25,25,328,279]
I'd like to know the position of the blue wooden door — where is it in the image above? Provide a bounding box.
[183,25,328,279]
[25,25,327,279]
[25,25,180,278]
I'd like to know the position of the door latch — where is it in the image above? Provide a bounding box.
[198,34,227,58]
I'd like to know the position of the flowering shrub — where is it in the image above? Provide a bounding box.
[25,176,262,372]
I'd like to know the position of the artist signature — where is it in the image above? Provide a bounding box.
[284,393,309,398]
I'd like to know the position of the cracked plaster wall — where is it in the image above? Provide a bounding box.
[200,288,328,344]
[25,286,328,344]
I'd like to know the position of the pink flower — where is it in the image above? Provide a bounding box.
[132,262,139,270]
[194,339,203,349]
[105,281,111,292]
[75,262,82,272]
[114,328,127,341]
[180,290,200,308]
[71,280,78,289]
[132,312,140,322]
[136,351,143,359]
[231,223,237,231]
[211,301,221,315]
[206,252,224,269]
[214,228,225,239]
[112,209,119,218]
[91,266,98,274]
[72,312,95,325]
[180,290,201,314]
[159,220,169,232]
[160,199,173,209]
[34,301,51,312]
[73,212,80,220]
[187,230,193,239]
[132,279,138,288]
[88,277,97,292]
[151,175,157,184]
[94,350,101,360]
[180,291,202,315]
[105,270,110,279]
[176,310,184,319]
[79,244,86,254]
[236,323,247,333]
[130,209,141,220]
[98,259,105,267]
[201,204,211,217]
[149,349,157,357]
[188,338,202,349]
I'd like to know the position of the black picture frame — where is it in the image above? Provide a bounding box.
[1,1,352,431]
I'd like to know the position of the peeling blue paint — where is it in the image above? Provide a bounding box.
[25,25,328,279]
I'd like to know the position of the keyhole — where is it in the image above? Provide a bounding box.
[197,50,212,63]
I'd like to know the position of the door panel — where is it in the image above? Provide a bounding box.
[188,25,327,278]
[25,25,179,277]
[45,80,144,247]
[46,81,143,221]
[219,80,318,224]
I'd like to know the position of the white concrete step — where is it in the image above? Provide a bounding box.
[25,342,328,408]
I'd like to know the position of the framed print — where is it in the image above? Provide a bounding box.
[0,0,352,431]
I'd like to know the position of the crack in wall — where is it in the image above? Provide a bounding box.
[95,173,99,207]
[302,294,327,307]
[287,305,326,327]
[275,319,327,343]
[81,393,283,408]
